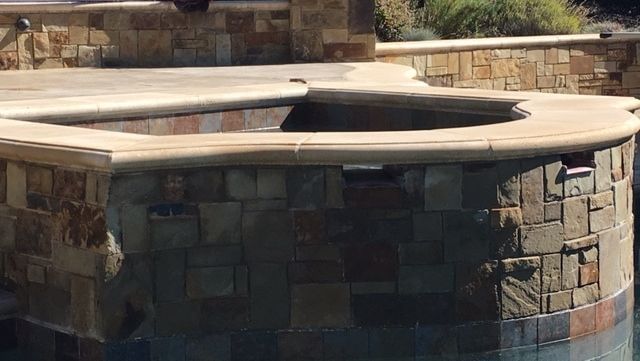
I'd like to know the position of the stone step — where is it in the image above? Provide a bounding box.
[0,290,16,320]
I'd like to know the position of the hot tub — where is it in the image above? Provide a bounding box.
[0,63,638,360]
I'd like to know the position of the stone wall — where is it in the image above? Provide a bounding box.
[377,37,640,97]
[0,1,375,71]
[2,134,634,359]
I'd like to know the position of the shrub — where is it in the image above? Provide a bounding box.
[375,0,414,41]
[401,27,440,41]
[582,20,627,33]
[413,0,589,39]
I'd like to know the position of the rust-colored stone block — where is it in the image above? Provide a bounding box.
[570,56,595,75]
[569,304,595,338]
[221,110,244,132]
[595,297,614,331]
[578,262,598,286]
[226,11,255,33]
[345,243,397,282]
[293,210,325,244]
[53,169,86,201]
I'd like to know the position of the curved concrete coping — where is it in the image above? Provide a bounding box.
[376,34,640,56]
[0,1,289,13]
[0,62,638,173]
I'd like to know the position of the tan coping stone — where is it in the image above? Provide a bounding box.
[375,34,640,57]
[0,64,638,172]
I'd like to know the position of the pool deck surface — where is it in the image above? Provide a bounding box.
[0,62,638,173]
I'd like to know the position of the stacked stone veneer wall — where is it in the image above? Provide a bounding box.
[377,39,640,97]
[0,0,374,71]
[0,135,634,359]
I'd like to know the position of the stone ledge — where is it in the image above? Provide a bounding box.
[376,34,640,57]
[0,0,289,13]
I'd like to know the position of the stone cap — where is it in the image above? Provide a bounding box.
[0,62,638,173]
[0,1,288,13]
[376,34,640,57]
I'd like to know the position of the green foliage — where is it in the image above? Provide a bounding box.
[582,20,639,33]
[401,27,440,41]
[375,0,414,41]
[411,0,589,39]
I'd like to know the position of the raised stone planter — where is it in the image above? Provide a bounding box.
[0,63,637,359]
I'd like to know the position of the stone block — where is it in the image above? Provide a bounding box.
[612,179,628,225]
[155,249,185,302]
[472,49,490,66]
[150,337,186,361]
[243,211,294,263]
[224,169,256,200]
[598,227,620,297]
[521,160,544,224]
[369,328,414,359]
[398,242,442,265]
[589,206,614,233]
[462,164,497,209]
[424,165,462,210]
[412,212,442,241]
[26,264,45,284]
[496,161,520,207]
[544,202,562,222]
[491,58,520,77]
[564,172,595,197]
[563,197,589,240]
[184,170,224,202]
[570,56,595,74]
[455,261,499,321]
[155,301,201,337]
[70,275,96,334]
[150,215,199,250]
[444,211,491,261]
[622,71,640,88]
[323,329,368,360]
[490,207,522,228]
[527,49,545,62]
[288,261,342,283]
[291,283,350,328]
[350,282,395,295]
[138,30,172,67]
[16,209,60,257]
[501,258,541,319]
[26,166,53,195]
[399,264,454,294]
[293,210,325,244]
[459,51,472,80]
[186,267,234,298]
[520,222,564,255]
[473,66,491,79]
[250,263,289,328]
[594,149,612,194]
[579,246,598,264]
[579,262,598,286]
[186,335,229,361]
[542,290,572,313]
[324,167,344,208]
[28,283,71,327]
[277,332,322,361]
[589,191,613,210]
[230,332,277,361]
[256,169,287,199]
[121,205,149,252]
[345,243,397,282]
[541,254,561,293]
[572,283,600,307]
[544,159,564,201]
[521,63,537,89]
[287,168,325,209]
[78,45,101,67]
[187,245,242,267]
[562,252,579,290]
[201,298,249,332]
[199,202,241,244]
[7,162,26,208]
[0,213,16,251]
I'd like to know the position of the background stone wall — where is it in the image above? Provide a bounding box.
[377,40,640,97]
[0,0,375,71]
[1,135,633,360]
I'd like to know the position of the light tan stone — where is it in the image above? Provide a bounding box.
[60,45,78,58]
[447,52,459,74]
[427,53,448,68]
[570,56,595,75]
[32,32,50,59]
[459,51,472,80]
[119,30,138,64]
[473,66,491,79]
[0,27,16,52]
[553,63,570,75]
[521,63,537,90]
[493,77,506,90]
[537,76,555,88]
[426,66,447,76]
[69,26,89,45]
[42,13,69,32]
[414,55,426,77]
[89,30,119,46]
[542,290,571,313]
[472,49,490,66]
[35,58,63,69]
[16,33,33,70]
[527,49,545,63]
[491,58,520,77]
[101,45,119,59]
[558,48,570,63]
[491,48,510,59]
[322,29,347,43]
[511,48,526,58]
[545,48,559,64]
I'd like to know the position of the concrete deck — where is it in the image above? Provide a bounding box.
[0,62,638,173]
